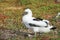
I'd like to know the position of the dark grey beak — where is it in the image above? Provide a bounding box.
[50,27,57,30]
[22,12,28,16]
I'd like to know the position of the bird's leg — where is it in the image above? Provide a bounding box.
[34,32,37,40]
[35,32,36,37]
[52,31,56,40]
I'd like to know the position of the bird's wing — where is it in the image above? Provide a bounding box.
[33,17,43,21]
[29,23,41,27]
[27,20,48,27]
[32,17,49,24]
[43,20,49,24]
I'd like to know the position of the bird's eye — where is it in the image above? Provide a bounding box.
[22,12,28,16]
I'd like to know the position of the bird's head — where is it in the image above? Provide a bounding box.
[57,12,60,16]
[22,8,32,17]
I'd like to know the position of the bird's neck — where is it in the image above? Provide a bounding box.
[23,15,32,19]
[22,15,32,22]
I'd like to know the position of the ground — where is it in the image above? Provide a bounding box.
[0,0,60,40]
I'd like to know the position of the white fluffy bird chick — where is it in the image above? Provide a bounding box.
[22,8,48,28]
[56,12,60,18]
[22,8,56,34]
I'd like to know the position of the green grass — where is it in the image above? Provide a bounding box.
[0,0,60,40]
